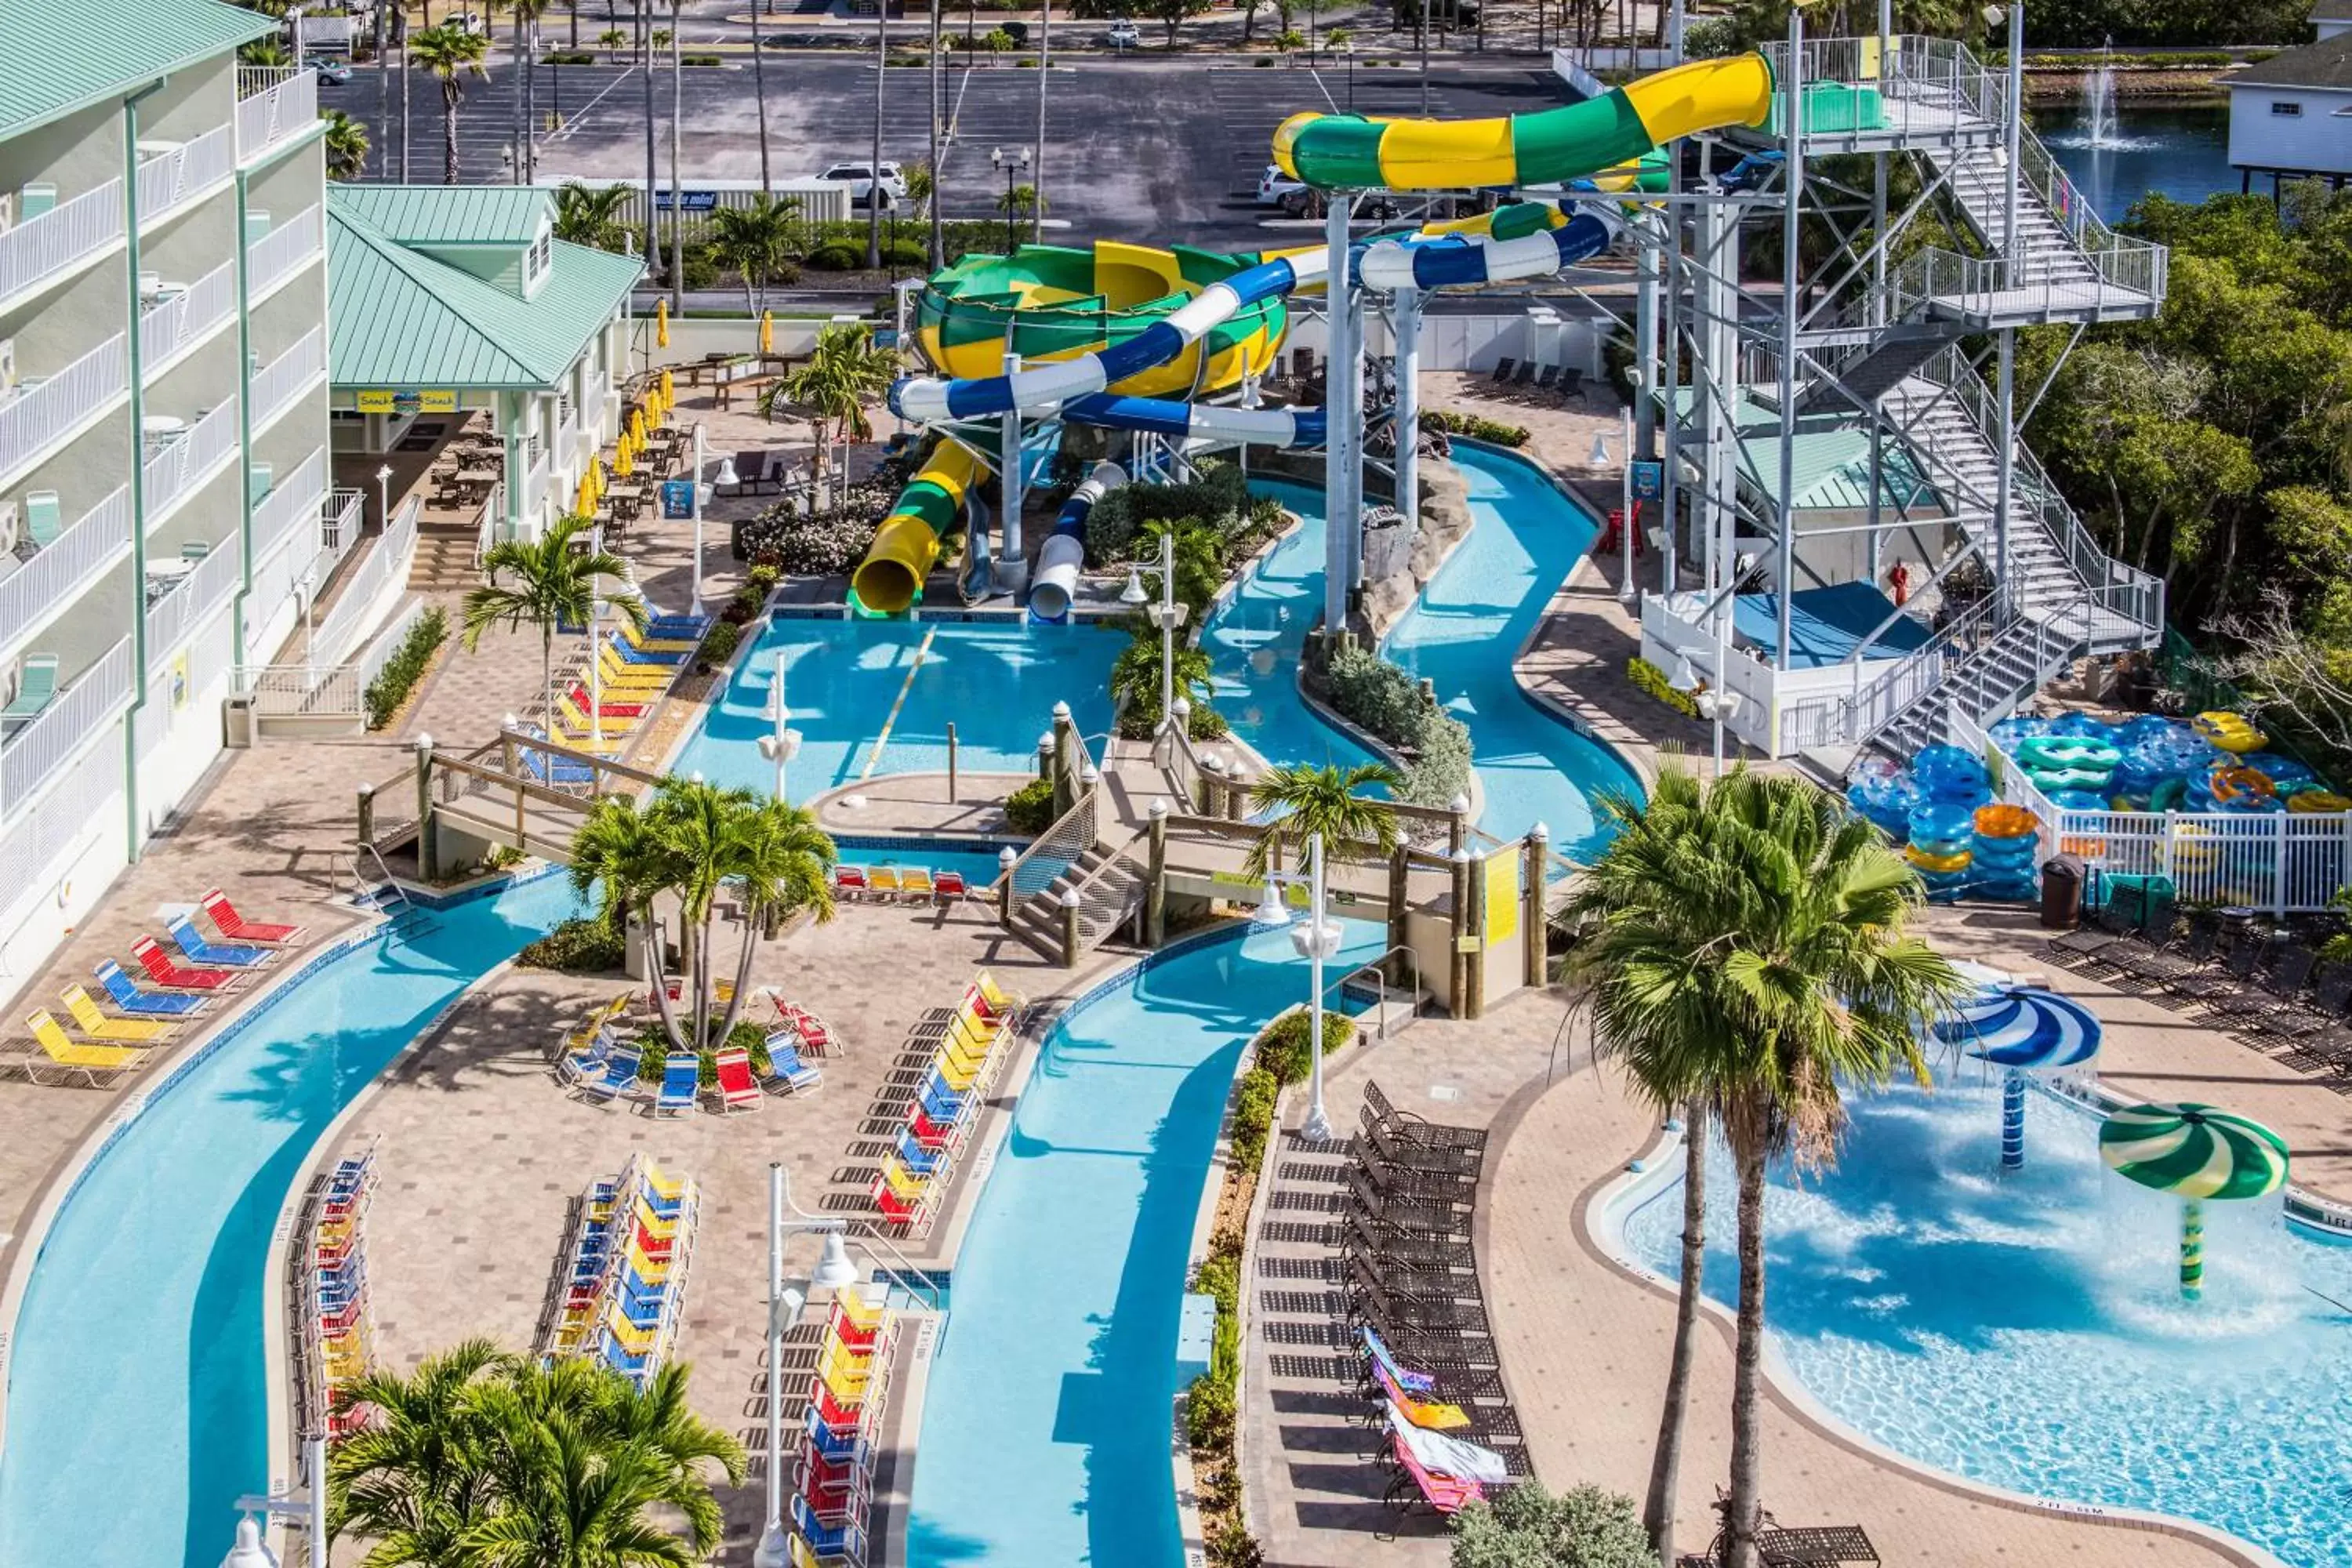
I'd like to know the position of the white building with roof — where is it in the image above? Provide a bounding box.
[2227,9,2352,191]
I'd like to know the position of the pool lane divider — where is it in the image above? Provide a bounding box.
[860,627,938,782]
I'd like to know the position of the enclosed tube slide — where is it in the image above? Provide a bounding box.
[1029,460,1128,623]
[1270,53,1776,191]
[856,441,986,615]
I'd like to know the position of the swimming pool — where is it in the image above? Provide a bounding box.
[670,617,1125,804]
[1609,1065,2351,1568]
[0,875,579,1568]
[906,918,1388,1568]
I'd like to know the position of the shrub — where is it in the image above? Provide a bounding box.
[363,605,449,730]
[1002,777,1058,834]
[1083,461,1248,564]
[541,49,595,64]
[696,620,742,672]
[1256,1007,1354,1087]
[742,499,885,576]
[1451,1482,1653,1568]
[724,583,765,624]
[1324,641,1474,806]
[747,564,781,594]
[1423,408,1529,448]
[1628,655,1699,719]
[805,241,864,270]
[1229,1065,1281,1171]
[681,52,722,65]
[1185,1373,1236,1451]
[884,237,928,267]
[516,913,627,972]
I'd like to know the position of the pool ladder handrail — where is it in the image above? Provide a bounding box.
[853,1222,946,1316]
[1334,944,1424,1041]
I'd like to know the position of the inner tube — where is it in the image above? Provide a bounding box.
[2193,710,2267,753]
[2288,791,2352,814]
[2209,765,2277,806]
[2013,736,2122,773]
[2149,776,2188,812]
[2027,766,2112,791]
[1973,804,2039,839]
[1905,846,1973,873]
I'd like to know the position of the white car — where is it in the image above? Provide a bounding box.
[1257,162,1305,207]
[816,161,909,209]
[447,10,488,34]
[1105,21,1141,47]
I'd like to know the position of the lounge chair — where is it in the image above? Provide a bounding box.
[620,622,697,658]
[791,1493,869,1563]
[898,866,935,901]
[129,935,243,992]
[644,610,711,638]
[60,985,179,1043]
[1508,360,1536,391]
[833,865,869,898]
[564,681,649,720]
[25,1011,151,1084]
[772,999,833,1054]
[866,866,905,900]
[199,888,307,946]
[167,916,278,969]
[93,960,209,1016]
[653,1051,699,1115]
[763,1031,824,1093]
[1486,357,1516,389]
[596,643,677,687]
[1530,363,1558,397]
[713,1046,762,1111]
[895,1126,945,1178]
[1,654,59,731]
[576,1042,643,1102]
[934,870,968,902]
[1557,365,1587,402]
[1383,1429,1486,1516]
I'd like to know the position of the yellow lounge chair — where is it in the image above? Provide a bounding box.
[835,1287,885,1336]
[25,1011,151,1084]
[978,971,1022,1014]
[866,866,905,899]
[559,692,637,740]
[622,619,699,655]
[880,1157,928,1207]
[640,1161,688,1203]
[594,647,676,689]
[899,867,935,900]
[61,985,179,1043]
[819,1359,871,1410]
[817,1338,875,1383]
[553,718,630,757]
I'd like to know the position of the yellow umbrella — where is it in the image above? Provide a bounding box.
[658,368,675,406]
[630,408,648,445]
[576,475,596,515]
[655,296,670,349]
[615,442,633,479]
[759,312,774,355]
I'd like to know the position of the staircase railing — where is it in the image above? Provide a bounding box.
[1843,590,1999,744]
[1061,825,1151,949]
[999,784,1101,905]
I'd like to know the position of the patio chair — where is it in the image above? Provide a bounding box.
[1345,1208,1475,1274]
[1348,1167,1474,1240]
[1363,1080,1488,1156]
[899,866,936,901]
[93,959,209,1017]
[608,629,688,666]
[597,643,677,688]
[1486,357,1517,389]
[2263,961,2352,1053]
[833,865,870,899]
[1557,365,1588,402]
[895,1125,946,1178]
[934,870,969,902]
[731,449,768,493]
[198,888,307,946]
[1349,1260,1490,1337]
[1360,1105,1483,1179]
[1509,360,1537,391]
[2045,884,2142,964]
[762,1032,823,1094]
[130,935,243,992]
[564,681,649,720]
[653,1051,702,1116]
[23,491,62,550]
[2206,942,2318,1025]
[24,1011,151,1085]
[575,1042,644,1102]
[2110,909,2215,987]
[1530,364,1559,397]
[2,654,59,731]
[1381,1428,1489,1517]
[621,620,699,656]
[2164,926,2266,1004]
[59,985,179,1043]
[777,1000,835,1054]
[866,866,905,900]
[1352,1134,1477,1203]
[791,1493,869,1563]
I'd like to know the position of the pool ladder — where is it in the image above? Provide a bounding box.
[344,843,440,942]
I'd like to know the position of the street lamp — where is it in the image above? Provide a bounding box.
[1617,407,1636,605]
[758,648,804,802]
[1669,653,1744,780]
[1118,530,1190,752]
[374,462,394,535]
[751,1163,863,1568]
[688,424,741,619]
[1249,830,1344,1143]
[1335,38,1354,111]
[289,4,307,70]
[990,145,1031,256]
[223,1423,326,1568]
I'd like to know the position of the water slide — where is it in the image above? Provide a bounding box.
[1029,460,1127,622]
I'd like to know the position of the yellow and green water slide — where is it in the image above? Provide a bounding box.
[1272,53,1777,191]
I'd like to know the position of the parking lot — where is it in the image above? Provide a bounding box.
[347,54,1570,249]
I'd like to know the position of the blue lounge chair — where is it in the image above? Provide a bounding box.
[645,612,709,638]
[520,744,597,786]
[577,1043,643,1102]
[597,1329,656,1387]
[793,1493,868,1562]
[607,630,688,666]
[895,1127,944,1178]
[654,1051,699,1115]
[763,1030,824,1094]
[165,916,276,969]
[804,1402,868,1468]
[2,654,59,731]
[614,1272,670,1329]
[93,960,209,1016]
[916,1073,967,1127]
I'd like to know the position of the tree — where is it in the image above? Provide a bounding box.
[705,195,797,316]
[240,38,293,67]
[1273,26,1305,53]
[996,182,1044,221]
[1110,633,1215,737]
[554,181,633,252]
[1149,0,1212,45]
[321,109,371,180]
[510,0,549,186]
[409,23,489,184]
[1242,760,1404,880]
[1452,1480,1654,1568]
[1565,768,1959,1568]
[459,514,648,724]
[666,0,687,312]
[597,25,626,57]
[747,0,772,194]
[328,1338,506,1564]
[759,322,900,504]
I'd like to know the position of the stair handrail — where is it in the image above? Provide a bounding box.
[1000,785,1103,905]
[1061,822,1152,946]
[1845,590,1999,744]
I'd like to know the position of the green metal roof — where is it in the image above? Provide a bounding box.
[330,183,553,248]
[0,0,276,140]
[1670,389,1944,514]
[327,185,643,390]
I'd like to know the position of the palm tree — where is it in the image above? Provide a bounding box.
[747,0,772,194]
[597,25,626,59]
[321,109,371,180]
[327,1338,507,1563]
[1243,760,1404,880]
[568,792,689,1044]
[1109,631,1214,738]
[906,157,940,268]
[665,0,686,311]
[240,38,293,67]
[759,322,899,506]
[554,181,633,251]
[510,0,548,185]
[996,182,1044,223]
[409,23,489,184]
[705,195,797,317]
[1565,768,1961,1568]
[459,514,648,724]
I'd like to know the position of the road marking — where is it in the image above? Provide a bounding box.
[860,627,936,780]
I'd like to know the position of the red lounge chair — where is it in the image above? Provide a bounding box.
[199,889,307,946]
[934,871,967,902]
[714,1046,762,1111]
[1386,1432,1485,1515]
[910,1106,956,1149]
[130,936,244,992]
[811,1378,865,1433]
[565,681,649,720]
[871,1174,920,1230]
[833,866,869,898]
[779,1003,833,1055]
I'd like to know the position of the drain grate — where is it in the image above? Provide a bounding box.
[1262,1319,1351,1347]
[1269,1189,1348,1212]
[1258,1221,1341,1246]
[1279,1160,1351,1184]
[1258,1255,1342,1279]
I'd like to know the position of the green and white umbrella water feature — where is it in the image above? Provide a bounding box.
[2100,1102,2290,1298]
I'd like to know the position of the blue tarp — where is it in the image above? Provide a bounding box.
[1733,583,1929,670]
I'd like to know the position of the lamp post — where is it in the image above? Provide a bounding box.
[1337,38,1354,111]
[289,4,307,69]
[1618,406,1636,605]
[590,595,607,748]
[991,145,1031,256]
[758,647,804,802]
[1250,830,1344,1143]
[1118,529,1189,753]
[751,1163,864,1568]
[688,424,740,619]
[374,462,394,535]
[1669,653,1744,780]
[223,1425,326,1568]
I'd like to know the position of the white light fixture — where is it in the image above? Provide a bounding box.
[1669,655,1700,693]
[374,463,393,484]
[1289,916,1343,962]
[714,455,740,488]
[1590,431,1611,467]
[1119,566,1148,606]
[1171,696,1192,724]
[811,1229,862,1291]
[1250,876,1291,929]
[220,1516,278,1568]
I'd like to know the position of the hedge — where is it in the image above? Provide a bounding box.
[363,605,449,731]
[1323,641,1474,806]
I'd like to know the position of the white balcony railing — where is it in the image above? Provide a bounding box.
[138,260,237,373]
[0,335,129,485]
[247,201,324,300]
[319,486,364,564]
[519,452,550,522]
[136,125,234,227]
[249,327,325,434]
[235,68,318,165]
[308,496,421,667]
[143,400,240,524]
[145,540,245,673]
[0,180,125,307]
[252,446,330,562]
[0,486,131,665]
[0,636,133,820]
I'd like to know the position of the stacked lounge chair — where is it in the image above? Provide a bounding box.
[789,1287,894,1563]
[544,1157,699,1388]
[530,604,711,754]
[310,1147,379,1437]
[543,1177,625,1358]
[862,972,1025,1232]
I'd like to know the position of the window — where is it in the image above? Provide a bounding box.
[2271,100,2303,117]
[527,230,551,285]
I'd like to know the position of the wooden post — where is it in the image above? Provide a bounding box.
[1447,846,1472,1020]
[1464,850,1487,1021]
[1523,823,1549,990]
[356,784,376,851]
[1060,889,1083,969]
[1036,732,1056,785]
[1447,792,1468,856]
[1146,799,1169,948]
[1052,702,1076,818]
[1199,755,1224,817]
[998,851,1018,930]
[1225,761,1248,822]
[946,721,959,804]
[1387,842,1410,986]
[414,735,437,880]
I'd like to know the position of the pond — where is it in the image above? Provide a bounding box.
[2039,100,2240,223]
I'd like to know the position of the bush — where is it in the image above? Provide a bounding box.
[1185,1372,1236,1451]
[1628,655,1699,719]
[1083,461,1248,564]
[741,498,886,576]
[541,49,595,64]
[363,605,448,730]
[1324,641,1474,806]
[1002,777,1058,834]
[696,620,742,671]
[1256,1007,1354,1087]
[805,241,865,271]
[681,52,722,65]
[516,913,627,972]
[884,237,928,267]
[747,564,782,594]
[724,583,765,624]
[1229,1065,1281,1171]
[1423,408,1529,448]
[1451,1482,1653,1568]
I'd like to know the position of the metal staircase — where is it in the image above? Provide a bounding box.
[1007,839,1148,961]
[1872,597,2102,759]
[1922,146,2101,292]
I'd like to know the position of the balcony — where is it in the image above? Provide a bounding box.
[0,637,134,822]
[0,486,131,666]
[138,260,237,376]
[248,202,324,303]
[143,400,239,527]
[318,486,364,565]
[144,537,245,673]
[0,335,129,488]
[0,180,125,311]
[235,68,319,167]
[252,446,329,564]
[136,125,234,230]
[250,327,325,435]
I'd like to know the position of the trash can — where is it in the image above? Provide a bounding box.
[2039,855,2085,930]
